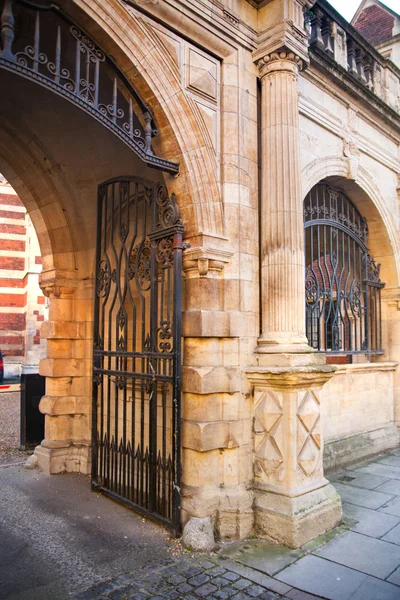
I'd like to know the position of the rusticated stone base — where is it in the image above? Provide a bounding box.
[34,442,90,475]
[181,483,254,541]
[254,483,342,548]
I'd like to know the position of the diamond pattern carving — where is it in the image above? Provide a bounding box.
[297,390,321,476]
[254,390,284,479]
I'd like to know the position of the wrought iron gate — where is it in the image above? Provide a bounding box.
[92,177,184,533]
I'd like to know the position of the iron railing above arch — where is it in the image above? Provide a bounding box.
[304,184,384,356]
[0,0,179,174]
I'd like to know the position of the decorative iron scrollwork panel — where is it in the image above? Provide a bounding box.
[92,178,183,533]
[304,184,384,356]
[0,0,179,173]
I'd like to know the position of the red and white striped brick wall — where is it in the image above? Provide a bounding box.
[0,177,47,377]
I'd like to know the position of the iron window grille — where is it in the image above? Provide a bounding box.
[304,184,384,355]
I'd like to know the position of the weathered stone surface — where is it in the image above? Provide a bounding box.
[182,517,217,552]
[23,454,38,470]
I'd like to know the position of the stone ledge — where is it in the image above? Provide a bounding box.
[247,365,337,389]
[332,361,398,375]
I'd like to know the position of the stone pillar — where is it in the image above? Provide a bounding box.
[180,240,254,541]
[247,366,342,548]
[34,275,92,475]
[256,50,310,353]
[246,0,342,547]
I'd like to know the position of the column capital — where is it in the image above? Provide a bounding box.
[256,50,304,79]
[253,0,312,72]
[39,269,78,298]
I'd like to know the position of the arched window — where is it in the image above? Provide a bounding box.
[304,184,384,356]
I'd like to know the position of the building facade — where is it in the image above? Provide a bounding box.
[0,0,399,547]
[352,0,400,67]
[0,176,47,377]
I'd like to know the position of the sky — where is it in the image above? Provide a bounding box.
[328,0,399,22]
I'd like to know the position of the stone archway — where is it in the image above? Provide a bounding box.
[302,156,400,465]
[0,0,225,485]
[59,0,224,239]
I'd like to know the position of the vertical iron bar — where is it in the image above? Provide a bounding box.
[91,186,103,486]
[172,228,183,535]
[144,112,152,153]
[113,78,117,123]
[54,25,61,83]
[0,0,15,60]
[148,186,159,514]
[75,36,81,95]
[93,58,99,108]
[33,11,40,72]
[129,99,133,137]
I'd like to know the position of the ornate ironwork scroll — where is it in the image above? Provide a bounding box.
[0,0,179,174]
[92,177,184,534]
[304,184,384,355]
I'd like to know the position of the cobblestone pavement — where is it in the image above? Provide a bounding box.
[0,390,30,465]
[74,555,319,600]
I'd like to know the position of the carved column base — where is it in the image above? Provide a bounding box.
[256,340,313,355]
[254,483,342,548]
[247,365,342,548]
[34,441,90,475]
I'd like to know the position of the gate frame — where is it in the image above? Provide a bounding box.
[91,176,184,535]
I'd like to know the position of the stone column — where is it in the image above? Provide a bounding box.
[247,366,342,548]
[34,275,92,475]
[246,0,342,547]
[256,51,310,353]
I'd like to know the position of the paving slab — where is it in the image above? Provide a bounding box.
[285,590,325,600]
[378,495,400,517]
[381,522,400,544]
[387,565,400,586]
[374,478,400,495]
[353,462,400,480]
[376,455,400,468]
[217,558,292,596]
[276,555,367,600]
[330,471,390,490]
[342,502,400,538]
[333,482,394,509]
[220,540,304,577]
[348,575,400,600]
[314,530,400,579]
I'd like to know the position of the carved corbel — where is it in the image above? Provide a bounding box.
[343,136,360,181]
[396,173,400,201]
[182,247,233,279]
